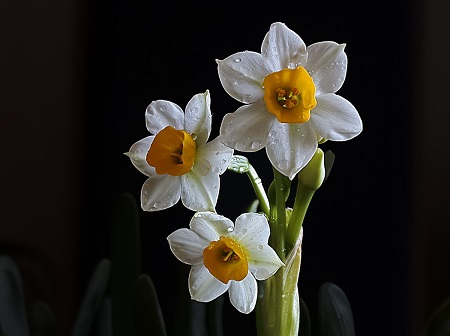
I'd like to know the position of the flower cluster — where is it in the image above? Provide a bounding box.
[126,21,362,322]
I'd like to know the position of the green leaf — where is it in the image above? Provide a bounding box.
[134,274,167,336]
[29,300,57,336]
[317,282,355,336]
[420,297,450,336]
[0,255,30,335]
[72,258,111,336]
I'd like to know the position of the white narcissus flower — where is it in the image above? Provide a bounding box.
[167,211,284,314]
[125,90,234,212]
[217,22,363,180]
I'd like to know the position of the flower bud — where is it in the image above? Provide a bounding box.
[297,148,325,190]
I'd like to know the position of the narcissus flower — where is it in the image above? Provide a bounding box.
[167,212,284,314]
[125,91,234,212]
[217,22,362,179]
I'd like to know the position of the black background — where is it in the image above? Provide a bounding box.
[2,0,449,335]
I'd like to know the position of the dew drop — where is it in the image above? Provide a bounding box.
[212,166,220,174]
[242,94,253,103]
[278,160,290,171]
[234,58,242,63]
[251,140,262,150]
[235,141,247,151]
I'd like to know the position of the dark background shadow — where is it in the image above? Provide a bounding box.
[1,0,449,335]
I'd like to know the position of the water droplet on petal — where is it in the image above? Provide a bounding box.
[278,160,290,171]
[251,140,262,150]
[235,141,247,151]
[242,94,253,103]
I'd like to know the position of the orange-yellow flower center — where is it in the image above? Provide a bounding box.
[203,236,248,284]
[146,126,196,176]
[263,66,317,123]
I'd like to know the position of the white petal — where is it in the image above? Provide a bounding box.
[189,264,229,302]
[167,228,206,265]
[261,22,307,71]
[140,174,181,211]
[247,244,284,280]
[217,51,268,103]
[184,90,212,145]
[234,213,270,245]
[311,93,362,141]
[125,136,156,177]
[196,136,234,175]
[266,122,318,180]
[220,102,274,152]
[228,273,257,314]
[306,42,347,95]
[181,170,219,212]
[145,100,184,134]
[189,212,234,242]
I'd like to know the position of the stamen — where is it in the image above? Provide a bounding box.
[263,66,317,124]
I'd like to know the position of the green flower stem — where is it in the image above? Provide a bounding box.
[286,183,314,251]
[270,167,289,261]
[286,148,325,251]
[227,155,270,217]
[246,164,270,217]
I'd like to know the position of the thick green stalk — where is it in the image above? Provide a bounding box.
[255,167,300,336]
[256,228,303,336]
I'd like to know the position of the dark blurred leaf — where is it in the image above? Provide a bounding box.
[111,192,141,335]
[420,297,450,336]
[299,297,311,336]
[206,295,224,336]
[323,150,335,183]
[93,297,112,336]
[72,258,111,336]
[317,282,355,336]
[0,255,30,336]
[29,300,57,336]
[134,273,167,336]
